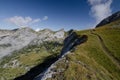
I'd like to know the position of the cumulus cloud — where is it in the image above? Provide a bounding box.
[6,16,48,27]
[88,0,113,23]
[6,16,41,27]
[32,18,41,23]
[43,16,48,20]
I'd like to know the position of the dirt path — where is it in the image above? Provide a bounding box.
[90,30,120,69]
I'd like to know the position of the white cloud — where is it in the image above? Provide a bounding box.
[88,0,112,23]
[35,28,40,32]
[43,16,48,20]
[32,19,41,23]
[6,16,41,27]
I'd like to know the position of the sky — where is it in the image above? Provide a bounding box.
[0,0,120,31]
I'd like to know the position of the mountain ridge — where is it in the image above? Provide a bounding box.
[96,11,120,28]
[0,27,65,58]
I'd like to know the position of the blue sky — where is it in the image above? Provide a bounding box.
[0,0,120,31]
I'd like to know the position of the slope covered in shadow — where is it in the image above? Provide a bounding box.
[14,30,88,80]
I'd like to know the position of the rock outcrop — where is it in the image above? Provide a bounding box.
[96,11,120,28]
[59,30,88,57]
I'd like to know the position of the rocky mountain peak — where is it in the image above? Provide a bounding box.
[17,27,35,33]
[0,27,65,58]
[96,11,120,28]
[41,28,53,33]
[57,28,64,31]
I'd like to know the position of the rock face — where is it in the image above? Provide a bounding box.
[0,27,65,58]
[60,30,88,57]
[96,11,120,28]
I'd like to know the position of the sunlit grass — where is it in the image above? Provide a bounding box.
[95,26,120,61]
[49,27,120,80]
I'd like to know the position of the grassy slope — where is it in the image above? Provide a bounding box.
[0,42,63,80]
[95,26,120,62]
[48,21,120,80]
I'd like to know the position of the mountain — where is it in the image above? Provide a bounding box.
[36,18,120,80]
[96,11,120,28]
[0,12,120,80]
[0,27,65,79]
[0,27,65,58]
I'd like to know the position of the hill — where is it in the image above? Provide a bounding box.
[34,22,120,80]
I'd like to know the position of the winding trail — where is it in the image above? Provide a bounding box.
[90,30,120,69]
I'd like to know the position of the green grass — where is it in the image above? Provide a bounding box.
[0,41,63,80]
[95,26,120,61]
[0,68,26,80]
[47,25,120,80]
[73,30,120,79]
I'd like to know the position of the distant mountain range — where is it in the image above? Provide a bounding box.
[0,27,65,58]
